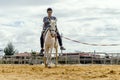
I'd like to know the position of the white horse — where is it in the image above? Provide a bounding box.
[44,20,58,68]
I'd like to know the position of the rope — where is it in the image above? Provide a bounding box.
[62,36,120,46]
[40,26,120,46]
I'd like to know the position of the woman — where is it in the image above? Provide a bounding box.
[40,8,66,56]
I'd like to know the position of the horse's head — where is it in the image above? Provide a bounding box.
[49,20,57,37]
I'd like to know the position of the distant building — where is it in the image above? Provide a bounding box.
[14,52,31,57]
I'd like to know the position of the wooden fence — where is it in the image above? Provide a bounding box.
[0,53,120,65]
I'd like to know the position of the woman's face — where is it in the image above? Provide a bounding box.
[47,11,52,17]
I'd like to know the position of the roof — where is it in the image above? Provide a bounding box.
[14,52,31,57]
[62,52,91,57]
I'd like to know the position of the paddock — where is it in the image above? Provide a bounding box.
[0,64,120,80]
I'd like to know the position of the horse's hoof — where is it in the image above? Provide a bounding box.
[48,66,51,68]
[47,64,51,68]
[45,64,48,68]
[55,65,57,67]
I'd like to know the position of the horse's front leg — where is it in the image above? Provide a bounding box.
[44,48,49,68]
[47,48,52,68]
[44,56,47,68]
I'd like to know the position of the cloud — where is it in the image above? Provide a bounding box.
[1,21,25,27]
[0,0,120,53]
[0,0,57,7]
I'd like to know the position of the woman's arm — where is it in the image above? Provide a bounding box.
[43,17,50,24]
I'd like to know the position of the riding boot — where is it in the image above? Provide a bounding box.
[40,49,44,56]
[57,32,66,50]
[40,32,44,56]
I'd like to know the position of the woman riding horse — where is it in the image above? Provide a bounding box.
[40,8,66,56]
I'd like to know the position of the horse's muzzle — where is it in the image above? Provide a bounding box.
[51,34,57,38]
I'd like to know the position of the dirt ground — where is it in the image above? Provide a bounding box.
[0,64,120,80]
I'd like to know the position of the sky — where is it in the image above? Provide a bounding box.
[0,0,120,53]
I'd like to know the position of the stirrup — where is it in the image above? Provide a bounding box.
[60,46,66,50]
[39,49,44,56]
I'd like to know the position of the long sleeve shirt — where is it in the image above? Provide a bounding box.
[43,16,57,30]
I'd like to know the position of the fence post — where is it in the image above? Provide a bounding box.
[104,57,106,64]
[65,53,67,64]
[111,53,113,65]
[92,52,93,64]
[78,53,80,64]
[116,53,119,65]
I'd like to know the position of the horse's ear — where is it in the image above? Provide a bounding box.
[55,19,57,23]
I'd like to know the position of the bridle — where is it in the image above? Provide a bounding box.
[44,26,57,38]
[49,27,57,37]
[44,20,57,38]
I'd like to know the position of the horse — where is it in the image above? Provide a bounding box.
[43,20,58,68]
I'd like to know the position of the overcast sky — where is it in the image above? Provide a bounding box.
[0,0,120,53]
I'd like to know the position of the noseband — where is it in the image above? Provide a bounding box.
[44,27,56,38]
[49,29,57,37]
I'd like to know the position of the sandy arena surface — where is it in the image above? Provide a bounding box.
[0,64,120,80]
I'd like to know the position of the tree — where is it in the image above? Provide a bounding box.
[4,42,17,55]
[31,50,36,56]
